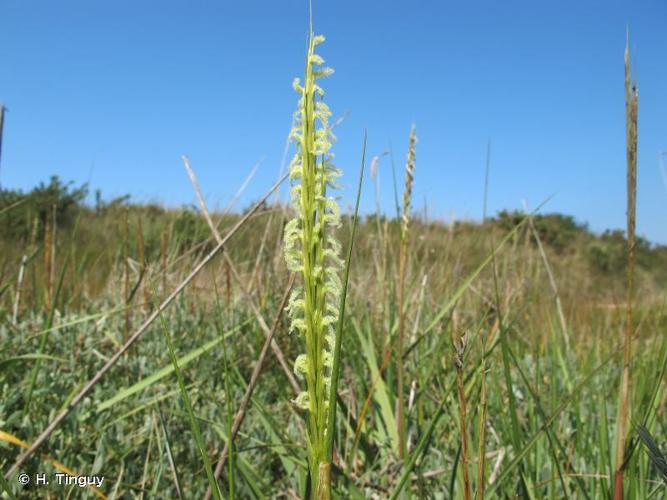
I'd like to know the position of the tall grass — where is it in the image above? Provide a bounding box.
[614,34,639,500]
[396,125,416,461]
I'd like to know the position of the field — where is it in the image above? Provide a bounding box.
[1,25,666,500]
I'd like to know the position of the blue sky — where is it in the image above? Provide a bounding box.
[1,1,665,243]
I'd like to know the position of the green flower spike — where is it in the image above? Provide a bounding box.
[283,31,342,498]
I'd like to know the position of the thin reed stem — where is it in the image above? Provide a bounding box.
[43,206,52,309]
[476,336,488,500]
[160,230,168,293]
[454,331,472,500]
[12,254,27,324]
[614,33,638,500]
[123,208,131,342]
[136,215,149,312]
[397,125,416,460]
[0,104,5,173]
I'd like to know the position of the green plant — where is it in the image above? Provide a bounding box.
[283,28,342,498]
[0,176,88,240]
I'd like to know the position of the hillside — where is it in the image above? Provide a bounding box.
[1,177,665,318]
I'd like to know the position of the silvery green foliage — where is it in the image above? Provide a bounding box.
[283,34,343,438]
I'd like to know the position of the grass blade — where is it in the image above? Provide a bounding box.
[636,425,667,485]
[157,406,184,498]
[152,286,222,500]
[487,347,621,496]
[389,394,448,499]
[325,130,366,462]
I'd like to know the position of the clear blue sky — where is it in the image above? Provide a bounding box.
[1,1,665,243]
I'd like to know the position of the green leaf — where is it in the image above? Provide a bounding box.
[326,130,366,462]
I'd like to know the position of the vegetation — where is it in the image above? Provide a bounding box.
[283,30,344,498]
[1,166,665,499]
[0,19,665,500]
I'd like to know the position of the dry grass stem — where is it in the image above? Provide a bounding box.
[614,33,638,500]
[182,156,301,393]
[396,125,416,460]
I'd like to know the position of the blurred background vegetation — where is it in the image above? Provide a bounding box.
[1,176,665,319]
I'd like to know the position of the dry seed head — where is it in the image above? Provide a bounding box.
[402,125,417,241]
[453,330,472,370]
[370,155,380,181]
